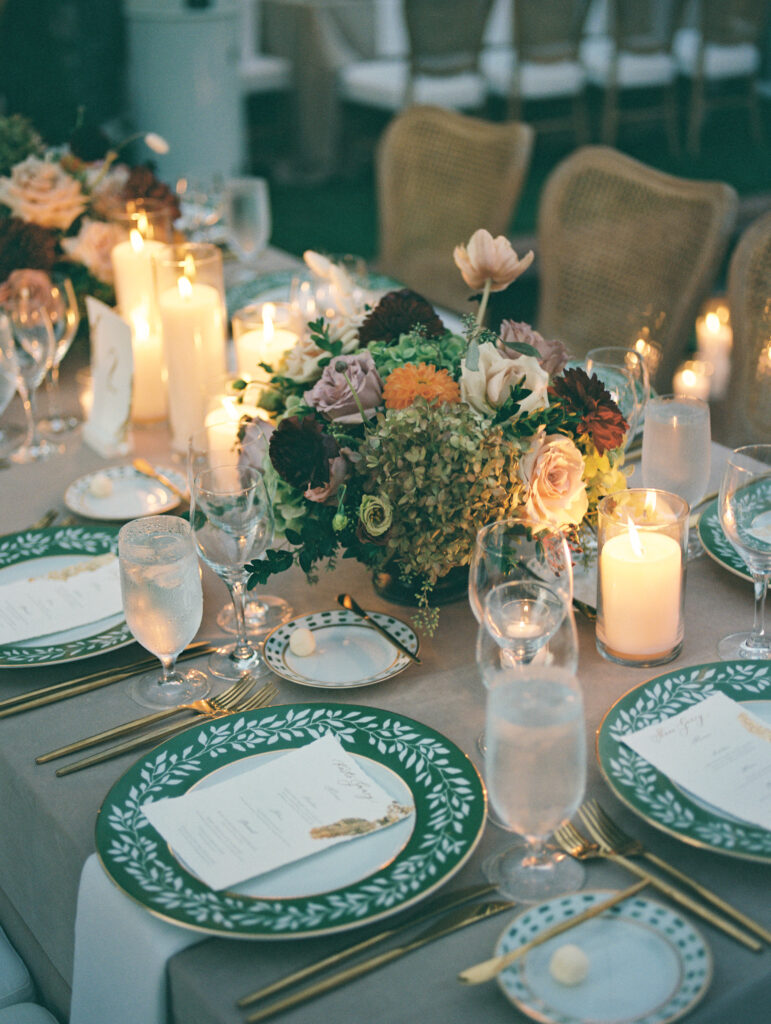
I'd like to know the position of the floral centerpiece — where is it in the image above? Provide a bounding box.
[241,230,629,630]
[0,113,179,310]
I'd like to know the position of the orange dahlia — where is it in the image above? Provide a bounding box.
[382,363,460,410]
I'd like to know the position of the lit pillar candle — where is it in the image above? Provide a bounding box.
[204,396,260,451]
[234,303,298,380]
[672,360,711,402]
[695,303,732,399]
[599,521,682,660]
[111,230,170,421]
[159,276,228,451]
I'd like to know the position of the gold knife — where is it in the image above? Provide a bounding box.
[238,883,497,1008]
[337,594,421,664]
[132,458,188,501]
[244,900,513,1023]
[458,879,648,984]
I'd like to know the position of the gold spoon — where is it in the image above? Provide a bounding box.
[132,458,187,502]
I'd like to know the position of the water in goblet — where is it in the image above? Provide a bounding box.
[5,293,57,463]
[118,516,209,709]
[191,464,274,679]
[717,444,771,660]
[642,394,711,559]
[484,668,586,903]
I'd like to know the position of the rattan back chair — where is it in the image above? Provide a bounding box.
[376,105,534,313]
[722,210,771,444]
[536,146,738,390]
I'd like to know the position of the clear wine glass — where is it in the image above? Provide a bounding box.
[118,516,209,709]
[0,312,23,458]
[39,275,81,435]
[484,665,586,903]
[190,462,274,679]
[584,346,647,449]
[222,177,271,269]
[4,291,57,463]
[717,444,771,661]
[188,419,292,636]
[641,394,711,560]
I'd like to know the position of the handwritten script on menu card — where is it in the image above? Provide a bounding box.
[623,692,771,831]
[0,556,122,645]
[141,734,415,890]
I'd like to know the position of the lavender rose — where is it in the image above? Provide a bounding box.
[499,320,571,377]
[304,351,383,424]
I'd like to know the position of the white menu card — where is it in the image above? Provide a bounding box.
[83,297,133,457]
[0,556,122,645]
[623,692,771,831]
[141,734,414,890]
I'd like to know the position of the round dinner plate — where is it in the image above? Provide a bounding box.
[262,609,419,688]
[697,487,771,583]
[495,889,711,1024]
[0,525,131,666]
[96,701,486,938]
[597,660,771,862]
[64,464,187,521]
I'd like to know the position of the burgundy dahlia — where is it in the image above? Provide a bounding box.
[357,288,445,345]
[0,217,58,282]
[548,367,629,454]
[269,415,339,491]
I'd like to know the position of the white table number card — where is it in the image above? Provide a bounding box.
[623,692,771,831]
[142,734,414,890]
[83,297,133,457]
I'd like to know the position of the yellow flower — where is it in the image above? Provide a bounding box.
[583,440,628,505]
[383,363,460,410]
[453,228,534,292]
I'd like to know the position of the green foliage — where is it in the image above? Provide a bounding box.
[0,115,43,177]
[367,330,467,378]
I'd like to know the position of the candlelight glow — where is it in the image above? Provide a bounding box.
[177,275,193,299]
[705,312,721,333]
[626,516,644,558]
[262,302,275,342]
[183,253,196,280]
[129,229,144,253]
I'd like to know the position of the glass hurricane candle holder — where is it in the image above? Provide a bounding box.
[596,489,689,667]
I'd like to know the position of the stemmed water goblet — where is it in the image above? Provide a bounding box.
[222,177,271,270]
[641,394,711,560]
[118,516,209,709]
[3,291,57,462]
[39,275,81,435]
[0,312,22,458]
[484,664,586,903]
[189,462,274,679]
[717,444,771,660]
[189,419,292,635]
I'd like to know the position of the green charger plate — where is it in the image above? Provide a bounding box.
[597,660,771,862]
[96,702,486,938]
[0,525,131,666]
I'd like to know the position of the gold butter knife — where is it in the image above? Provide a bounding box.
[243,899,513,1023]
[458,879,648,984]
[238,883,496,1008]
[132,458,187,501]
[337,594,421,664]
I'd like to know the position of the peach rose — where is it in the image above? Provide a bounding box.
[519,428,588,532]
[0,156,86,230]
[460,341,548,418]
[453,229,534,292]
[61,219,127,284]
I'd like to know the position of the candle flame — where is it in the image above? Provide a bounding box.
[183,253,196,280]
[644,490,658,518]
[132,314,150,341]
[626,516,644,558]
[130,229,144,253]
[262,302,275,343]
[705,312,721,333]
[137,211,149,236]
[177,275,193,299]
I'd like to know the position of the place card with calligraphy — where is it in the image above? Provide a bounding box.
[83,297,133,457]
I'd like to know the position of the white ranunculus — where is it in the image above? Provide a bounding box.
[460,341,549,418]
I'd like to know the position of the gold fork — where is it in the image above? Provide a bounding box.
[55,681,279,777]
[553,821,762,951]
[579,800,771,945]
[37,672,257,763]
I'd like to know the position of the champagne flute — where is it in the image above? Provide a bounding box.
[222,177,271,269]
[484,666,586,903]
[717,444,771,660]
[118,516,209,709]
[641,394,711,559]
[188,419,292,635]
[40,275,81,434]
[190,463,274,679]
[4,291,57,462]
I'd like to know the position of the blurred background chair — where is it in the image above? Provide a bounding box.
[483,0,592,144]
[674,0,770,156]
[580,0,686,153]
[536,145,738,390]
[718,210,771,444]
[339,0,494,114]
[239,0,292,96]
[376,105,534,313]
